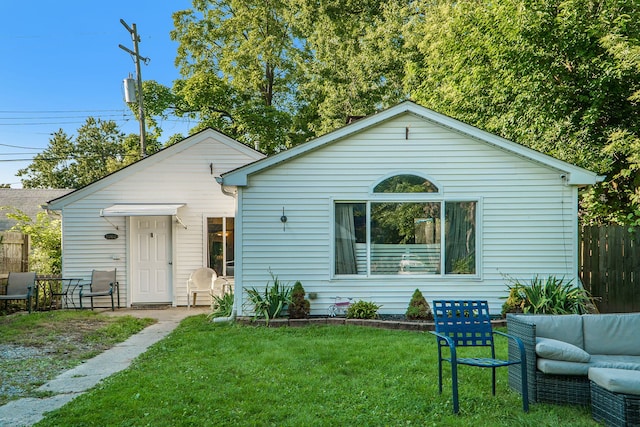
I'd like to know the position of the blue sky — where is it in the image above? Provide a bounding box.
[0,1,195,187]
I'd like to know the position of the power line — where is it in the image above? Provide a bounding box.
[0,121,132,126]
[0,109,129,113]
[0,114,134,120]
[0,142,46,149]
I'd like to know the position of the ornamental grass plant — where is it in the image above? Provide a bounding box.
[36,316,597,426]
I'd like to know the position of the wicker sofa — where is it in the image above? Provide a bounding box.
[506,312,640,406]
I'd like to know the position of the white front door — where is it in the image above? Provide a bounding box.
[130,216,172,303]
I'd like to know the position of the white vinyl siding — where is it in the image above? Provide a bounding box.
[236,113,579,315]
[53,131,263,307]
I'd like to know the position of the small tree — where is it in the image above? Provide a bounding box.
[405,289,433,321]
[4,208,61,275]
[288,281,310,319]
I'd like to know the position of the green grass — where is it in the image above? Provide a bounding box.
[35,315,597,426]
[0,310,154,405]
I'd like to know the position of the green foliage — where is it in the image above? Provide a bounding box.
[346,300,381,319]
[501,276,598,317]
[405,289,433,321]
[170,0,301,153]
[208,292,234,319]
[4,209,61,275]
[246,272,292,323]
[16,118,162,189]
[404,0,640,225]
[288,281,310,319]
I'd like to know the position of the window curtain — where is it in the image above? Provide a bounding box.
[445,202,476,274]
[335,204,358,274]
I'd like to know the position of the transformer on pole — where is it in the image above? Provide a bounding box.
[119,19,149,158]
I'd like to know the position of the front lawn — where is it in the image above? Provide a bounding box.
[37,316,596,426]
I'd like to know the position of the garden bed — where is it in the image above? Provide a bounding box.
[235,316,506,331]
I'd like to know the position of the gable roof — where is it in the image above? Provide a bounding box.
[221,101,604,187]
[47,128,265,209]
[0,188,73,230]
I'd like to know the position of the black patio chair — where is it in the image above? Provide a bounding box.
[79,269,117,311]
[0,272,36,313]
[430,300,529,414]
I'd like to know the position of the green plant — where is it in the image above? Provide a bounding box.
[405,289,433,320]
[246,271,292,323]
[4,208,62,275]
[501,275,598,317]
[451,255,474,274]
[288,281,310,319]
[208,292,234,319]
[346,300,381,319]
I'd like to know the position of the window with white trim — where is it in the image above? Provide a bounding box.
[334,174,476,276]
[207,217,234,277]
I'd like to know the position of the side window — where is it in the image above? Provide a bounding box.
[445,202,476,274]
[335,203,366,275]
[208,217,234,276]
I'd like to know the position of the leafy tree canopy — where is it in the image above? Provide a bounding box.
[403,0,640,224]
[17,117,161,189]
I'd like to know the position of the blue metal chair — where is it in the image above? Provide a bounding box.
[430,300,529,414]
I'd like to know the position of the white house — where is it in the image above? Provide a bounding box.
[220,101,604,316]
[47,129,264,308]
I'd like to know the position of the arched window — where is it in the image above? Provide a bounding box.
[373,174,438,193]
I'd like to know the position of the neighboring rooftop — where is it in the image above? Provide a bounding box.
[0,188,73,230]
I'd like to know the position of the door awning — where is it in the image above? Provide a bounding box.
[100,204,185,217]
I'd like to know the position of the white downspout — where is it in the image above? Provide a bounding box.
[213,176,238,323]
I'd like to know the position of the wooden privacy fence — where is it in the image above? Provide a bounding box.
[579,225,640,313]
[0,231,29,275]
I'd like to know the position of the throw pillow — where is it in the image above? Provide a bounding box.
[536,337,591,362]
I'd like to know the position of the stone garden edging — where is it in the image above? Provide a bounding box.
[235,317,507,331]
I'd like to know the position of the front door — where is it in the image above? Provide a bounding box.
[130,216,172,303]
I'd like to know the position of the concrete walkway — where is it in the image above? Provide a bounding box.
[0,307,208,427]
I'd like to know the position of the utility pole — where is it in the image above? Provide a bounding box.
[119,19,149,158]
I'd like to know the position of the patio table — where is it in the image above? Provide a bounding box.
[35,276,82,310]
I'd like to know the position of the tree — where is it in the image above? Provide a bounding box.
[403,0,640,225]
[164,1,410,152]
[4,208,61,275]
[170,0,301,153]
[17,117,161,189]
[291,0,409,134]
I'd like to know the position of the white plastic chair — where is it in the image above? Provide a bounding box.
[187,268,216,308]
[212,276,232,298]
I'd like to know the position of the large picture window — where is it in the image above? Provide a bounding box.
[208,217,234,277]
[334,174,476,276]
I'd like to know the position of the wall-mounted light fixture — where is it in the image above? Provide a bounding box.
[280,207,288,231]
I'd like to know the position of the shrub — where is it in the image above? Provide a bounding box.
[346,300,381,319]
[246,271,292,323]
[501,275,598,317]
[405,289,433,321]
[288,281,310,319]
[208,292,234,320]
